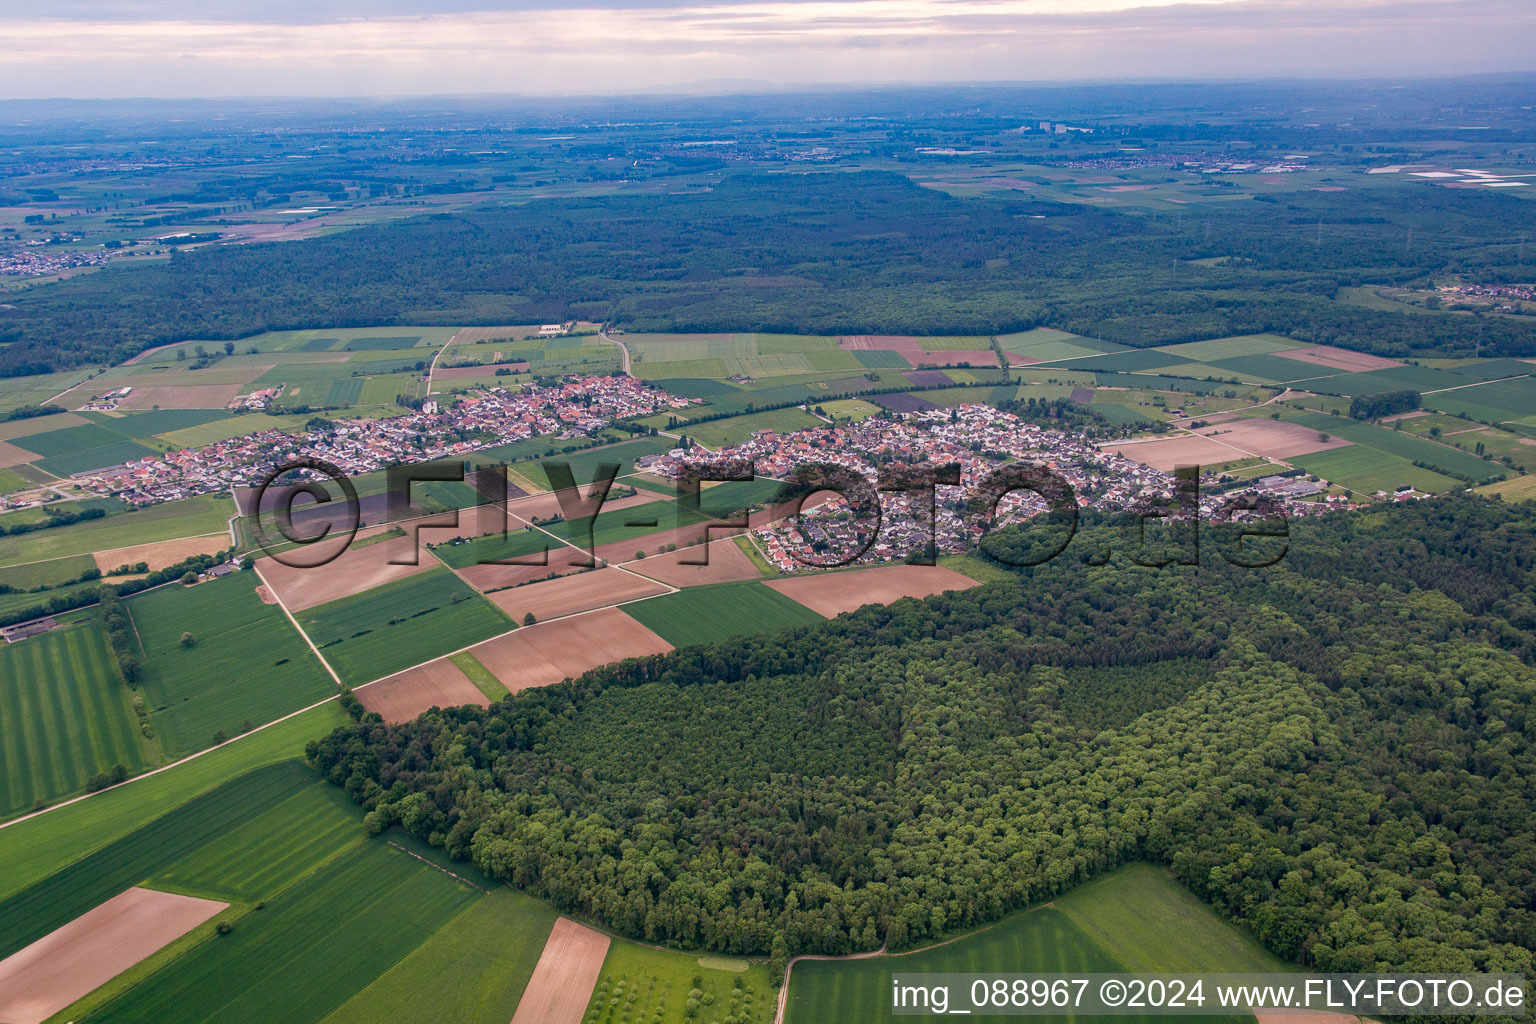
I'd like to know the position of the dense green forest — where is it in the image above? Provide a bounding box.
[309,496,1536,982]
[4,171,1535,374]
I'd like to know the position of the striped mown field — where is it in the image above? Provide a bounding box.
[0,621,155,819]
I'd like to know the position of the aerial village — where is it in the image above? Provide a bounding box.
[642,403,1336,571]
[59,374,1343,572]
[75,375,690,506]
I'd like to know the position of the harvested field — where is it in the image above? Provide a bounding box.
[356,658,490,724]
[448,325,542,344]
[1275,346,1404,372]
[904,370,955,387]
[0,412,88,441]
[487,567,669,621]
[256,531,439,612]
[1193,419,1354,459]
[510,918,611,1024]
[625,538,762,586]
[837,335,921,349]
[92,533,230,574]
[766,564,979,618]
[470,606,672,693]
[0,887,226,1024]
[1105,434,1256,471]
[907,349,999,367]
[0,441,35,468]
[434,361,529,379]
[457,545,592,591]
[837,336,998,367]
[110,383,246,410]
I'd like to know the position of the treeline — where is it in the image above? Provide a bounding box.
[0,505,107,537]
[309,496,1536,987]
[0,549,231,629]
[1350,389,1421,420]
[5,171,1536,375]
[0,403,65,423]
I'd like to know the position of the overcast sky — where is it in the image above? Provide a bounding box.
[3,0,1533,99]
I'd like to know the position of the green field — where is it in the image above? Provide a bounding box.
[127,573,335,757]
[541,496,713,552]
[0,466,31,492]
[628,332,860,379]
[0,703,348,904]
[1154,334,1305,362]
[0,621,154,819]
[0,492,230,568]
[821,398,883,422]
[0,367,102,413]
[85,840,480,1024]
[449,650,511,700]
[624,580,823,647]
[149,774,368,902]
[1287,413,1500,482]
[1424,375,1536,420]
[786,864,1274,1024]
[297,567,512,684]
[323,887,556,1024]
[1473,474,1536,502]
[0,761,314,960]
[94,408,233,437]
[0,551,95,590]
[585,940,773,1024]
[1203,354,1332,382]
[678,407,824,447]
[432,522,559,569]
[997,328,1126,363]
[1290,446,1459,495]
[1053,864,1287,974]
[502,436,678,493]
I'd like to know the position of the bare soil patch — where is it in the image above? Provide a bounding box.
[509,918,612,1024]
[0,412,88,441]
[255,584,277,604]
[111,383,247,411]
[1274,346,1404,372]
[624,538,762,586]
[1193,419,1353,459]
[908,349,999,367]
[766,564,978,618]
[0,887,226,1024]
[1105,434,1257,471]
[471,606,672,694]
[457,545,593,591]
[487,567,669,621]
[256,531,439,612]
[0,440,35,468]
[355,658,490,724]
[434,361,530,379]
[93,533,230,574]
[448,325,544,344]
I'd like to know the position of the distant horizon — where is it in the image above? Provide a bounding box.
[4,0,1533,100]
[3,69,1536,106]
